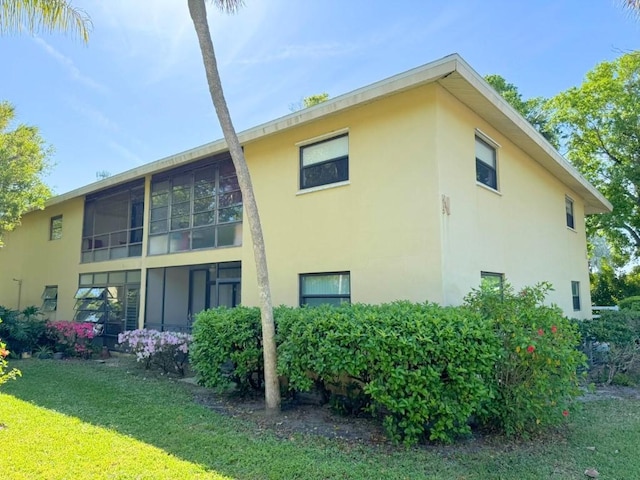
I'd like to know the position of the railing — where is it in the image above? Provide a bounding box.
[591,305,619,319]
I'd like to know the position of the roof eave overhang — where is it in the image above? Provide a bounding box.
[46,54,612,215]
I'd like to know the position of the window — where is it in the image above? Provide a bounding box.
[481,271,504,295]
[50,215,63,240]
[74,270,141,339]
[566,196,575,229]
[148,158,242,255]
[300,134,349,189]
[41,285,58,312]
[300,272,350,306]
[571,281,581,311]
[475,136,497,190]
[81,181,144,263]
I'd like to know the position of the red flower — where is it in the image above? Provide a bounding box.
[527,345,535,353]
[551,325,558,334]
[538,329,544,336]
[562,410,569,417]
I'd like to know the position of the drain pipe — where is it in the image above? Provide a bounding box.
[12,278,22,311]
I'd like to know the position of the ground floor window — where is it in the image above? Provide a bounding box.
[300,272,351,306]
[571,281,581,311]
[41,285,58,312]
[74,270,141,341]
[145,261,241,332]
[480,271,504,295]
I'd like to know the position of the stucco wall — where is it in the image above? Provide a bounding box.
[241,84,444,307]
[434,86,591,318]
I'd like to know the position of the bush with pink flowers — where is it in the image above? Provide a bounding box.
[118,329,192,376]
[46,321,98,359]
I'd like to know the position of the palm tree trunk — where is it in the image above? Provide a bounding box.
[187,0,280,415]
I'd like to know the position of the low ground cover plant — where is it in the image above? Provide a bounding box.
[0,305,47,356]
[118,329,192,376]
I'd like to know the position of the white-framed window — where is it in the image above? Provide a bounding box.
[50,215,63,240]
[41,285,58,312]
[566,196,575,229]
[475,135,498,190]
[300,272,351,306]
[300,134,349,189]
[571,281,581,311]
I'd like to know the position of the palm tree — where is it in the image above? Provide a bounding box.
[0,0,91,41]
[188,0,281,415]
[624,0,640,14]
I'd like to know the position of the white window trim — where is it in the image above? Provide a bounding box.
[475,129,501,192]
[295,127,350,148]
[296,180,350,196]
[566,195,577,232]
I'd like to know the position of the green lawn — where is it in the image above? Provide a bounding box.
[1,358,639,479]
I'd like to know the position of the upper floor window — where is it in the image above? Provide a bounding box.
[571,281,581,311]
[41,285,58,312]
[148,157,242,255]
[300,134,349,189]
[81,181,144,263]
[566,196,575,229]
[300,271,351,306]
[475,136,497,190]
[50,215,62,240]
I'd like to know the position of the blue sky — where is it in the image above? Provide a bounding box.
[1,0,639,195]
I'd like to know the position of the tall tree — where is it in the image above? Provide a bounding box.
[0,101,52,244]
[0,0,91,41]
[485,74,559,147]
[188,0,281,415]
[550,52,640,264]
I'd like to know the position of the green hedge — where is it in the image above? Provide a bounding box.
[618,296,640,311]
[190,285,586,444]
[190,306,263,393]
[277,302,498,444]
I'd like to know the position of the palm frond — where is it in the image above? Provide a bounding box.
[209,0,245,14]
[0,0,92,42]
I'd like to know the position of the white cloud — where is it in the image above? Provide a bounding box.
[32,36,108,93]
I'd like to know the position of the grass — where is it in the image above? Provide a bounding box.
[1,358,639,479]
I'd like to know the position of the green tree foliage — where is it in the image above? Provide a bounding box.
[591,260,640,305]
[0,0,91,41]
[302,92,329,108]
[485,74,559,147]
[0,102,52,245]
[550,53,640,263]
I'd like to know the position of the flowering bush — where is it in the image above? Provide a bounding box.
[0,320,21,386]
[118,329,192,376]
[46,321,97,358]
[465,282,586,437]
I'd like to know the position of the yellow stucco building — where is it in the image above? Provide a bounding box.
[0,54,611,344]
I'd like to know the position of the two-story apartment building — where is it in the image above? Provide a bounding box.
[0,54,611,343]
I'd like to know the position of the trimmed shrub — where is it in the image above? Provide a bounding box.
[118,329,192,376]
[0,305,47,355]
[464,282,586,437]
[190,306,263,392]
[277,302,498,444]
[46,321,98,358]
[618,296,640,311]
[578,310,640,384]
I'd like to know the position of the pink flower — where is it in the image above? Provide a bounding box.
[562,410,569,417]
[538,329,544,336]
[527,345,535,354]
[551,325,558,334]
